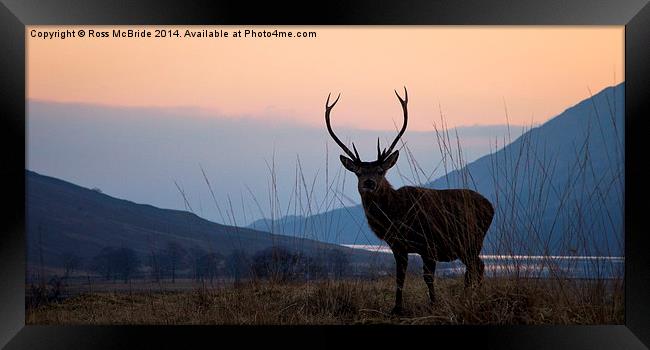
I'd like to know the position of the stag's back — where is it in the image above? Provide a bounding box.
[380,186,494,261]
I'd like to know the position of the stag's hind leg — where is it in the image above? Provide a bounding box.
[391,251,408,315]
[422,256,437,306]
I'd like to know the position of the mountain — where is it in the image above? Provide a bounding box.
[250,84,624,256]
[248,205,382,246]
[428,84,624,256]
[25,170,388,271]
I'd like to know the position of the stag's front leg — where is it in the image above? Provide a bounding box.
[391,251,408,315]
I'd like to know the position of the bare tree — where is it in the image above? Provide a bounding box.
[163,241,187,283]
[196,252,223,283]
[300,255,327,280]
[146,250,164,282]
[61,251,82,279]
[325,249,350,279]
[90,247,115,281]
[90,246,140,283]
[225,249,251,284]
[188,246,208,281]
[252,247,299,282]
[112,247,140,283]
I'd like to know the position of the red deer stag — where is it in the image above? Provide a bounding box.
[325,87,494,315]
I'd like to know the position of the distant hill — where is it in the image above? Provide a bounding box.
[26,170,388,271]
[250,84,624,256]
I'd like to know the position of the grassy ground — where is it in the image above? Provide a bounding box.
[26,275,623,325]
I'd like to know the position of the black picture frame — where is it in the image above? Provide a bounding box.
[1,0,649,348]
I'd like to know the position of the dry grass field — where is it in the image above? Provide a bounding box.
[26,275,623,325]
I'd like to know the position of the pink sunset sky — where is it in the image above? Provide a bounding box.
[27,26,623,131]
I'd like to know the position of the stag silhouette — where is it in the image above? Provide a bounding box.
[325,87,494,315]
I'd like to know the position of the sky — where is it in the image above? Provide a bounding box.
[28,26,623,130]
[26,26,624,224]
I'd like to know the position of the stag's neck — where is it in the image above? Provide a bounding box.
[360,179,396,210]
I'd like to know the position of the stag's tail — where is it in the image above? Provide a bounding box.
[470,191,495,238]
[479,197,495,236]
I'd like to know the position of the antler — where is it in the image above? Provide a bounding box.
[325,93,360,161]
[378,86,408,160]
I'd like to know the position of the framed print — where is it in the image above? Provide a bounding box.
[1,0,649,348]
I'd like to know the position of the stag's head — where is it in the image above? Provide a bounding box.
[325,87,408,194]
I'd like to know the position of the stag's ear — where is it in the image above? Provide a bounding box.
[340,155,358,172]
[381,151,399,171]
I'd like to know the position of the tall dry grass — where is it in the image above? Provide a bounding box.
[26,275,622,325]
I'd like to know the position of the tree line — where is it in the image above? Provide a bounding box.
[58,243,352,283]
